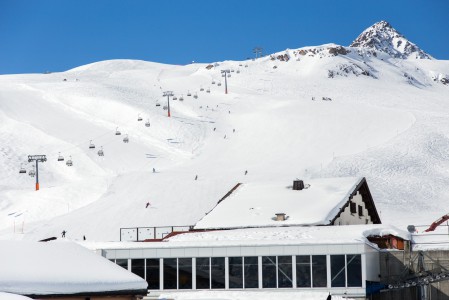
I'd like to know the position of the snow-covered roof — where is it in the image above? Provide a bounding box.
[0,240,147,296]
[81,224,410,250]
[194,177,365,230]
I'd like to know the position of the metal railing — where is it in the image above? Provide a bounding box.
[120,225,194,241]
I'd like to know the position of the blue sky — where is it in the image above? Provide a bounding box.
[1,0,448,74]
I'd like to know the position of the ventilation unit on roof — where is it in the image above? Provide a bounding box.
[275,213,286,221]
[293,180,304,191]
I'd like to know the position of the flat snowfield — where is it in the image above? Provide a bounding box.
[0,50,448,241]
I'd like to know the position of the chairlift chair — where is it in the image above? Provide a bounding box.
[212,80,216,84]
[206,88,210,93]
[156,103,161,107]
[236,69,240,74]
[231,69,235,72]
[187,91,191,96]
[218,81,222,86]
[66,156,73,166]
[179,95,184,101]
[115,127,121,135]
[145,119,151,127]
[19,164,26,174]
[200,86,204,91]
[57,152,64,161]
[193,93,198,99]
[173,96,177,100]
[163,105,168,110]
[137,114,143,121]
[89,140,95,149]
[245,64,248,67]
[97,146,104,156]
[123,134,129,143]
[228,73,231,77]
[29,166,35,177]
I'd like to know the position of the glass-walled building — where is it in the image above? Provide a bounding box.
[99,225,394,298]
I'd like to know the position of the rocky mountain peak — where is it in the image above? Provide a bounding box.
[350,21,432,59]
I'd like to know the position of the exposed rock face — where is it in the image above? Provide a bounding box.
[328,46,350,56]
[350,21,432,59]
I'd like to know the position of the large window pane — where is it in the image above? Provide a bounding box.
[347,255,362,287]
[312,255,327,288]
[278,256,292,288]
[211,257,225,289]
[331,255,346,287]
[163,258,177,289]
[146,259,160,290]
[116,259,128,270]
[296,255,311,287]
[196,258,210,289]
[262,256,277,288]
[131,259,145,279]
[178,258,192,289]
[244,257,259,288]
[229,257,243,289]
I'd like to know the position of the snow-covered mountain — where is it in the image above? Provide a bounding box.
[0,21,448,242]
[350,20,432,59]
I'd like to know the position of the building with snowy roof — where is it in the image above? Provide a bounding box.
[97,225,410,299]
[0,240,148,299]
[195,177,381,230]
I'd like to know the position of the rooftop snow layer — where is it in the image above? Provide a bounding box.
[194,177,364,229]
[0,240,147,296]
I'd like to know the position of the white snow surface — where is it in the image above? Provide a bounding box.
[0,293,33,300]
[159,291,352,300]
[195,177,363,229]
[0,240,147,295]
[0,22,449,243]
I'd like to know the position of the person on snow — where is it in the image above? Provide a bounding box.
[61,230,66,238]
[146,202,151,208]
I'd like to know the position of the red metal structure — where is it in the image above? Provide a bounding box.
[424,213,449,232]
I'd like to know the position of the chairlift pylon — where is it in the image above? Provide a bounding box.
[145,119,151,127]
[115,127,121,135]
[123,134,129,143]
[97,146,104,156]
[89,140,95,149]
[57,152,64,161]
[66,156,73,166]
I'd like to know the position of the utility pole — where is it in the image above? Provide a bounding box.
[221,70,230,94]
[163,91,174,117]
[253,46,263,59]
[28,155,47,191]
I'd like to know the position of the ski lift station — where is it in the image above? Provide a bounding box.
[90,177,432,299]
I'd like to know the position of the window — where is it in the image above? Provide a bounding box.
[146,259,160,289]
[312,255,327,287]
[358,205,364,217]
[350,202,356,214]
[331,255,346,287]
[262,256,277,288]
[163,258,177,289]
[211,257,225,289]
[178,258,192,289]
[278,256,293,288]
[116,259,128,270]
[131,259,145,279]
[229,257,243,289]
[196,258,210,289]
[347,255,362,287]
[296,255,311,287]
[244,257,259,288]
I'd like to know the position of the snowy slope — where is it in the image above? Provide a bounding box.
[0,22,449,242]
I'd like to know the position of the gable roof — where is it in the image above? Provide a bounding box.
[0,240,147,297]
[194,177,378,230]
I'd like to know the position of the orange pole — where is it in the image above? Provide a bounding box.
[36,182,39,191]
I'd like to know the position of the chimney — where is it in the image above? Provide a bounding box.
[293,180,304,191]
[275,213,286,221]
